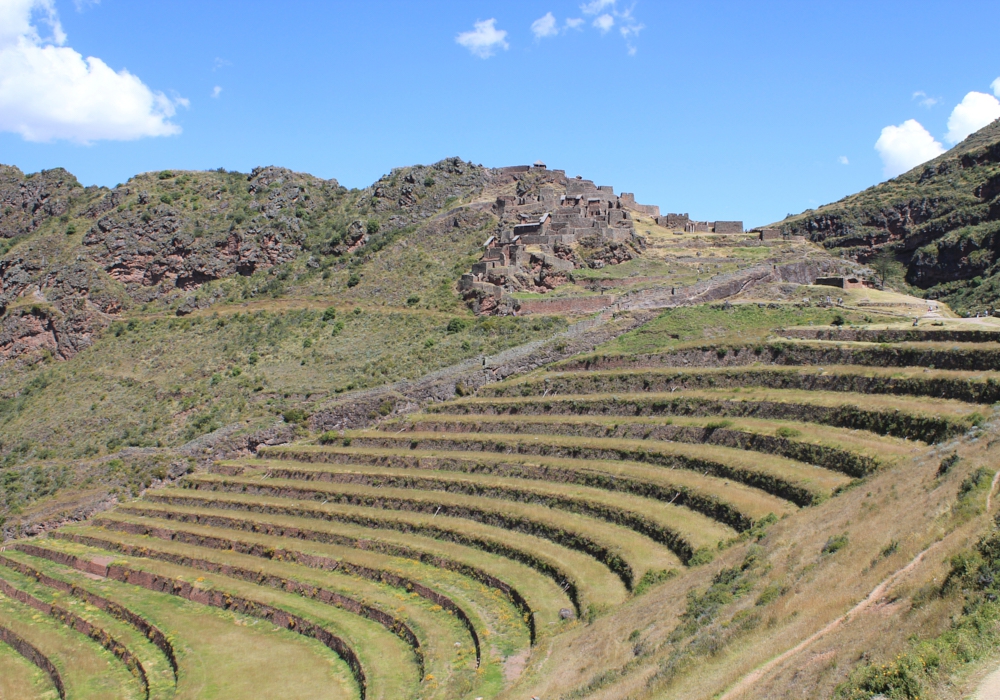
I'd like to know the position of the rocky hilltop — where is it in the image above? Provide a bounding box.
[776,118,1000,312]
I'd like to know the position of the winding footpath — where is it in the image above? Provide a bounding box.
[720,467,1000,700]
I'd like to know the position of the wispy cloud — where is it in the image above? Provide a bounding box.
[911,90,938,108]
[0,0,185,143]
[213,57,231,71]
[838,156,849,165]
[593,14,614,32]
[531,12,558,39]
[565,17,584,29]
[993,77,1000,98]
[945,91,1000,144]
[211,86,222,99]
[875,119,945,178]
[580,0,615,14]
[456,18,508,58]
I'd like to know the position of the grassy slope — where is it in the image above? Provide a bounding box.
[0,160,572,530]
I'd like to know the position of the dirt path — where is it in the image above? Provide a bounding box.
[718,543,941,700]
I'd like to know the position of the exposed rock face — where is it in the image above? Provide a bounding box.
[0,304,103,362]
[0,166,80,239]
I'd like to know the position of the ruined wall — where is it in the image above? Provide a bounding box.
[657,213,690,229]
[714,221,744,234]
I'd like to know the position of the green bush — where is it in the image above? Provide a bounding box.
[447,318,468,334]
[775,426,802,439]
[347,273,360,288]
[322,307,337,321]
[365,219,380,235]
[406,295,420,307]
[282,408,308,424]
[821,533,849,555]
[423,176,435,187]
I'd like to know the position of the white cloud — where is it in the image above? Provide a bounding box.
[945,91,1000,144]
[593,14,614,32]
[456,18,508,58]
[993,77,1000,98]
[531,12,558,39]
[565,17,584,29]
[912,90,938,108]
[838,156,849,165]
[211,86,222,98]
[0,0,185,143]
[874,119,946,178]
[581,0,615,14]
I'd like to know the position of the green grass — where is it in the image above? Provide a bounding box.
[263,443,795,524]
[180,472,684,582]
[32,537,420,700]
[56,523,487,698]
[0,591,143,700]
[315,431,849,506]
[139,487,631,610]
[90,510,533,652]
[598,304,899,355]
[0,640,58,700]
[235,456,738,550]
[2,547,361,700]
[109,500,573,632]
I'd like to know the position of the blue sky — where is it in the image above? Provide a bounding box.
[1,0,998,227]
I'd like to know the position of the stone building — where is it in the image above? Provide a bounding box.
[713,221,744,234]
[656,213,690,229]
[815,276,865,289]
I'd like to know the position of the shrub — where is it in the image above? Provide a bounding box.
[322,307,337,321]
[302,338,313,349]
[821,533,849,555]
[282,408,308,424]
[634,568,678,595]
[831,312,846,326]
[423,176,435,187]
[365,219,380,235]
[937,452,961,476]
[378,400,394,417]
[342,437,352,447]
[318,431,339,445]
[704,419,733,430]
[406,295,420,307]
[331,321,345,336]
[447,318,467,334]
[157,170,174,179]
[347,273,360,288]
[775,426,802,439]
[958,467,993,499]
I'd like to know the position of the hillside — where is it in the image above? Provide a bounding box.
[777,118,1000,313]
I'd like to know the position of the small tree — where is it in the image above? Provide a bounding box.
[870,250,904,289]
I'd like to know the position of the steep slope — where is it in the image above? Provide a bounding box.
[777,118,1000,312]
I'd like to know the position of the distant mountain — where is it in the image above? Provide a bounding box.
[777,118,1000,312]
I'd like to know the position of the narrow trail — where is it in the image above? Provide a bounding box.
[723,467,1000,700]
[718,542,942,700]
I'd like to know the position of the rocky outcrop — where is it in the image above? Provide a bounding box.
[0,165,80,239]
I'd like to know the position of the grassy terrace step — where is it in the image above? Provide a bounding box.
[383,413,917,477]
[482,365,1000,406]
[0,552,179,686]
[89,514,530,651]
[231,457,738,550]
[557,340,1000,373]
[0,585,141,700]
[429,389,982,443]
[295,434,848,508]
[0,563,168,700]
[257,448,795,529]
[0,637,59,700]
[178,473,684,583]
[1,547,360,700]
[53,524,484,696]
[139,489,632,605]
[778,327,1000,343]
[87,517,532,662]
[18,539,415,700]
[109,502,577,628]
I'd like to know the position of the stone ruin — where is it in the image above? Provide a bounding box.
[653,212,744,234]
[459,164,656,314]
